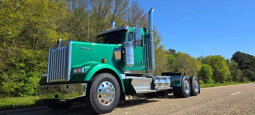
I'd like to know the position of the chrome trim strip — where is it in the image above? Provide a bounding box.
[39,83,87,99]
[47,48,51,82]
[63,46,66,81]
[68,40,72,81]
[125,70,146,74]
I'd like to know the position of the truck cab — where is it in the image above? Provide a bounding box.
[39,8,200,114]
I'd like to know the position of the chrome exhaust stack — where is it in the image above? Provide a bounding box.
[148,8,155,74]
[111,21,115,28]
[149,8,154,31]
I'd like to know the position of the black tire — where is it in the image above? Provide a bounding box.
[173,87,180,98]
[44,99,73,110]
[173,76,191,98]
[189,76,200,96]
[86,73,120,114]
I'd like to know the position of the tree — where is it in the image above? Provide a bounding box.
[153,29,168,75]
[232,51,255,81]
[197,56,205,62]
[228,60,243,82]
[202,55,231,83]
[198,64,213,84]
[168,49,176,55]
[126,0,147,27]
[167,52,200,76]
[0,0,68,97]
[87,0,129,37]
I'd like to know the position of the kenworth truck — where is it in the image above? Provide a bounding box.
[39,8,200,114]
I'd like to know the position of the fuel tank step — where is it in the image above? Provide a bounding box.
[126,77,156,94]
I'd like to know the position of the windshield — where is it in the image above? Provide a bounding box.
[96,30,127,44]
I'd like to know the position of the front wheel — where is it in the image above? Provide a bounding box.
[86,73,120,114]
[44,99,73,110]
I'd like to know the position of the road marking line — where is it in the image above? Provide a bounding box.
[230,91,241,95]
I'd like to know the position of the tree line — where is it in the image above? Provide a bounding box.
[0,0,254,97]
[165,50,255,84]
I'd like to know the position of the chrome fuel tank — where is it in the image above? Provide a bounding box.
[151,76,171,91]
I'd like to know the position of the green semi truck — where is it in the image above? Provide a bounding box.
[39,8,200,114]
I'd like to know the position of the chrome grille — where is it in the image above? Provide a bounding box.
[47,45,69,83]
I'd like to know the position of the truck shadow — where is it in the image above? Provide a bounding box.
[142,94,178,99]
[117,99,159,108]
[1,97,174,115]
[41,99,159,115]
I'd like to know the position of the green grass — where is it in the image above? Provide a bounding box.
[200,82,253,88]
[0,96,44,110]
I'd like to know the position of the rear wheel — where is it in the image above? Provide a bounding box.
[189,76,200,96]
[173,76,191,98]
[44,99,73,110]
[86,73,120,114]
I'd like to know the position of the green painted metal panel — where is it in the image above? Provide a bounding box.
[125,27,145,73]
[69,62,125,92]
[69,41,125,92]
[71,41,121,67]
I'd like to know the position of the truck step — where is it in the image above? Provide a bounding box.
[126,76,154,94]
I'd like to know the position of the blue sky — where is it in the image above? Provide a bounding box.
[138,0,255,59]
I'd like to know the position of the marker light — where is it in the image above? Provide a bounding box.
[102,59,107,63]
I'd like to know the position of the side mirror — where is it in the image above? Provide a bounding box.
[135,28,142,46]
[124,41,134,67]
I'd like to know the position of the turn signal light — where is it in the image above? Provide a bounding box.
[41,73,47,78]
[102,59,107,63]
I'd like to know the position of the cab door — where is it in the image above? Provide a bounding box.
[125,28,145,74]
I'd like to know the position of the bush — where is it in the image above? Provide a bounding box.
[0,72,41,97]
[198,64,214,84]
[0,48,47,97]
[199,80,204,84]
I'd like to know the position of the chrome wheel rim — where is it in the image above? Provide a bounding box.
[184,80,190,94]
[97,81,115,106]
[194,80,199,92]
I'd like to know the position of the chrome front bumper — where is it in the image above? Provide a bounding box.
[39,83,87,100]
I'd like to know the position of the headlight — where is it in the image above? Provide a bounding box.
[73,67,84,74]
[41,73,47,78]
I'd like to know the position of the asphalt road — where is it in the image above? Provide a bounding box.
[1,83,255,115]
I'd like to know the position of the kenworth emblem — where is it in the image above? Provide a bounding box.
[80,47,93,51]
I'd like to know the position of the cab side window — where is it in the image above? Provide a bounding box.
[128,32,135,46]
[128,31,143,46]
